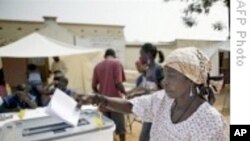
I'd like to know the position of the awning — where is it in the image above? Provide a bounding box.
[0,32,102,58]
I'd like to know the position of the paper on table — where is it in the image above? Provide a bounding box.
[46,89,80,127]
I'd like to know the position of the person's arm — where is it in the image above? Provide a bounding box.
[70,91,77,99]
[24,98,37,109]
[103,96,132,113]
[22,95,37,109]
[79,94,133,114]
[92,67,99,93]
[43,82,56,95]
[78,91,157,123]
[44,82,54,90]
[116,82,126,95]
[127,86,143,95]
[126,87,148,99]
[114,62,127,95]
[92,87,99,93]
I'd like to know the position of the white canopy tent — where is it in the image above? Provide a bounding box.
[0,32,104,93]
[0,33,101,58]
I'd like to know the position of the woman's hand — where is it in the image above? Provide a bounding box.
[75,95,91,109]
[75,94,107,109]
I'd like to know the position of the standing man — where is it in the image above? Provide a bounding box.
[92,48,126,141]
[51,57,67,74]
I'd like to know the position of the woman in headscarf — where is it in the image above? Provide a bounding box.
[78,47,229,141]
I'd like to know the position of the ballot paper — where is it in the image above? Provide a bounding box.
[46,89,80,127]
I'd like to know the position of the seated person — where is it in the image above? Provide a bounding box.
[42,77,76,106]
[0,84,37,113]
[35,71,66,106]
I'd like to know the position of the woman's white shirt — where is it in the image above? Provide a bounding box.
[129,90,229,141]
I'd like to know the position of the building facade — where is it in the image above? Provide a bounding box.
[0,17,126,88]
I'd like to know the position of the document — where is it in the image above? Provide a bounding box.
[46,89,80,126]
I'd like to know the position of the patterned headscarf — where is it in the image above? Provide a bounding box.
[164,47,211,85]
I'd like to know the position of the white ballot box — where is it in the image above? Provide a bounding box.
[46,89,81,127]
[0,106,115,141]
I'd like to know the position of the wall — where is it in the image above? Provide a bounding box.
[0,20,124,45]
[2,58,27,87]
[0,19,126,64]
[0,21,42,46]
[69,25,126,64]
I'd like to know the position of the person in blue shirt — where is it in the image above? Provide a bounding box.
[135,43,165,141]
[128,43,165,96]
[0,84,37,113]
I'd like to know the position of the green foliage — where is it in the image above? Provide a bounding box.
[165,0,229,30]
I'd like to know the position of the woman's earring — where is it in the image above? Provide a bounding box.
[189,88,193,97]
[196,87,200,95]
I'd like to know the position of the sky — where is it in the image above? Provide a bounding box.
[0,0,229,42]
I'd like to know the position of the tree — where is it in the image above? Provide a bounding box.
[165,0,230,32]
